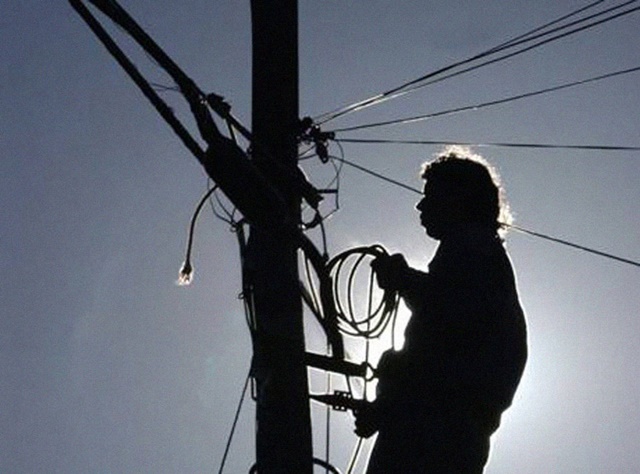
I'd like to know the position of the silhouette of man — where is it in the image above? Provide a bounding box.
[354,148,527,473]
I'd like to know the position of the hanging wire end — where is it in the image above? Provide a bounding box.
[177,260,194,286]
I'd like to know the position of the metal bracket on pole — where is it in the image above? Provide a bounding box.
[304,352,370,378]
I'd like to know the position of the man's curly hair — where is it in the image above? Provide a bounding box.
[421,146,512,234]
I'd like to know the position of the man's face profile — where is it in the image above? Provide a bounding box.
[416,180,465,240]
[416,182,443,239]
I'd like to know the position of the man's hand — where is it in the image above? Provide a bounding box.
[354,401,381,438]
[371,253,409,292]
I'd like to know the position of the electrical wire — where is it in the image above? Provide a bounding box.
[307,151,345,224]
[217,371,251,474]
[328,65,640,133]
[484,0,607,53]
[326,246,400,339]
[301,244,396,472]
[325,359,332,474]
[333,156,423,195]
[306,141,346,223]
[177,185,219,285]
[331,151,640,269]
[318,0,640,125]
[86,0,225,145]
[76,0,324,217]
[73,4,640,473]
[345,436,365,474]
[69,0,206,160]
[298,234,347,361]
[335,138,640,152]
[249,458,343,474]
[506,224,640,268]
[314,0,640,125]
[379,1,640,108]
[205,179,236,226]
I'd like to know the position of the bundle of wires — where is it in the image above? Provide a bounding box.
[325,245,400,340]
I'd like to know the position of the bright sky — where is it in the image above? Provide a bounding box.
[2,1,640,473]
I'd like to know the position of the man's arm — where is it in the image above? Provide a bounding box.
[371,253,430,311]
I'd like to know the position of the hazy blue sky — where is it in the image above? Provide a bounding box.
[2,1,639,472]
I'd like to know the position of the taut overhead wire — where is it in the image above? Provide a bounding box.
[328,65,640,133]
[484,0,607,53]
[335,138,640,153]
[331,153,640,269]
[314,0,640,125]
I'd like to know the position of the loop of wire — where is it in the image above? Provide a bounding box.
[326,245,400,339]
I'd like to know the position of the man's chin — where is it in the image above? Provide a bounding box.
[423,224,443,240]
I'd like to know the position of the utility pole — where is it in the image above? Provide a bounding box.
[68,0,314,470]
[248,1,314,472]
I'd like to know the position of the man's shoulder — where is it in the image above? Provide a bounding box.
[430,236,508,278]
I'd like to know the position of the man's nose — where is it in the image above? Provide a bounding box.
[416,198,425,211]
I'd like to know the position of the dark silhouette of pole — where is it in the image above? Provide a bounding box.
[249,1,313,472]
[68,1,313,469]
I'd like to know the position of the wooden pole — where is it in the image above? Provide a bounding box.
[248,0,313,472]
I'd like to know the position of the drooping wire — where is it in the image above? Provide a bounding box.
[331,149,640,269]
[217,371,251,474]
[334,138,640,152]
[314,0,640,125]
[206,113,244,227]
[328,65,640,133]
[205,179,238,226]
[177,185,219,285]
